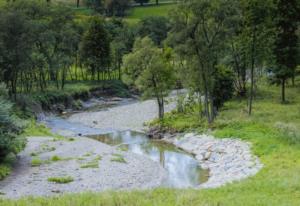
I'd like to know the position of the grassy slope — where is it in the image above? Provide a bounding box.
[1,83,300,205]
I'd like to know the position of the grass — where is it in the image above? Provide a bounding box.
[125,4,175,24]
[31,157,42,167]
[47,176,74,184]
[80,161,99,169]
[80,155,101,168]
[1,81,300,205]
[51,155,62,162]
[23,121,54,137]
[110,154,127,164]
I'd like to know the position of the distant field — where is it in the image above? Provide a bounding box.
[125,4,176,24]
[0,1,176,24]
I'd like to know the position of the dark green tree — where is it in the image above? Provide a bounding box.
[273,0,299,103]
[0,9,32,99]
[104,0,131,17]
[137,16,170,46]
[80,16,111,81]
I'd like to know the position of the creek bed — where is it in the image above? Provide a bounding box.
[41,96,209,188]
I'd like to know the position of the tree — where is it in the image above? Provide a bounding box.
[86,0,104,13]
[105,19,135,79]
[137,16,170,46]
[104,0,131,17]
[0,84,25,162]
[272,0,299,103]
[0,9,33,99]
[134,0,149,6]
[80,16,111,81]
[241,0,275,114]
[212,65,235,110]
[123,37,174,120]
[168,0,236,123]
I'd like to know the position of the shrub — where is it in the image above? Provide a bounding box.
[0,164,11,180]
[213,65,235,110]
[0,84,26,162]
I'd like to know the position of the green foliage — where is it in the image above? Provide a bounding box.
[0,164,11,180]
[212,65,235,110]
[47,176,74,184]
[271,0,299,102]
[137,16,170,45]
[123,37,174,119]
[0,84,26,162]
[104,0,131,17]
[80,16,111,81]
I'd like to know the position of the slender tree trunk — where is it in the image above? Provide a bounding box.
[76,0,80,8]
[157,97,164,120]
[118,61,121,80]
[248,26,256,116]
[281,78,286,103]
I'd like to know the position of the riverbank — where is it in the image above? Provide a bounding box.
[15,80,130,116]
[0,136,166,199]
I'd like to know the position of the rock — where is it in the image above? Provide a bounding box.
[147,127,165,139]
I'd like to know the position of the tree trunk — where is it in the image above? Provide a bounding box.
[76,0,80,8]
[248,26,256,116]
[156,0,158,5]
[158,98,164,120]
[281,78,286,103]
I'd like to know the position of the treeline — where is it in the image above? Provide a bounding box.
[0,0,137,98]
[123,0,299,122]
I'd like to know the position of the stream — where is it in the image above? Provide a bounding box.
[41,97,209,188]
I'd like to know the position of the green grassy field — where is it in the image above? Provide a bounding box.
[125,4,176,24]
[1,81,300,205]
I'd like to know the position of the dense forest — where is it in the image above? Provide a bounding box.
[0,0,299,205]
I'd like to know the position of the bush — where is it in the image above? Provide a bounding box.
[213,65,235,110]
[0,164,11,180]
[0,84,26,162]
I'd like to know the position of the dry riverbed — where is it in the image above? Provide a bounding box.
[0,95,263,198]
[0,136,166,198]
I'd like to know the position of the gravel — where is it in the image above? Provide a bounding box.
[0,137,166,199]
[68,98,177,132]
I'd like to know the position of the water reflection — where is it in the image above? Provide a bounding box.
[88,131,209,188]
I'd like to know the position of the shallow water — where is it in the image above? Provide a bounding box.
[88,131,209,187]
[41,96,209,188]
